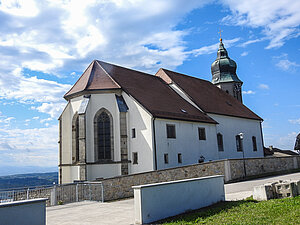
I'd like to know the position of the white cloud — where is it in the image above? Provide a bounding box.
[40,117,53,124]
[273,54,300,72]
[222,0,300,48]
[241,51,248,56]
[264,132,298,150]
[289,118,300,125]
[238,38,264,47]
[190,38,240,56]
[0,125,58,167]
[0,0,212,76]
[0,0,39,17]
[0,117,15,124]
[259,84,269,90]
[242,90,255,94]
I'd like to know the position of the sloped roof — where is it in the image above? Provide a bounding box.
[64,61,120,98]
[156,68,262,121]
[65,60,217,124]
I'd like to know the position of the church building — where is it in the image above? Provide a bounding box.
[58,39,264,184]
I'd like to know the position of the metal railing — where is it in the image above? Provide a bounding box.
[0,182,104,206]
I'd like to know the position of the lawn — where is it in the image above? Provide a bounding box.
[162,196,300,225]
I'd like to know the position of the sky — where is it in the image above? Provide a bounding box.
[0,0,299,175]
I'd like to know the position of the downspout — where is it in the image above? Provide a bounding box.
[152,118,158,170]
[259,121,265,154]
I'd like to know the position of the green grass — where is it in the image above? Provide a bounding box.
[162,196,300,225]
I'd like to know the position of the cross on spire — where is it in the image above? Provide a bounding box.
[218,29,223,42]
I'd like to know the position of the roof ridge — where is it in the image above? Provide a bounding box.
[64,60,95,98]
[161,68,211,84]
[95,60,121,88]
[96,60,161,80]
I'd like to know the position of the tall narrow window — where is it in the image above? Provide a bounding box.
[164,154,169,164]
[166,124,176,139]
[72,113,80,163]
[94,109,113,161]
[217,133,224,152]
[252,136,257,151]
[75,117,79,162]
[178,153,182,164]
[133,152,138,164]
[236,135,243,152]
[132,128,136,138]
[198,128,206,140]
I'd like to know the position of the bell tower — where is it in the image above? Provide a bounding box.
[211,37,243,103]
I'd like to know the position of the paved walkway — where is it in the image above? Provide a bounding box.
[47,172,300,225]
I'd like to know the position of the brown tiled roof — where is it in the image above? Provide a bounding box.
[64,61,120,98]
[156,69,262,121]
[65,60,217,124]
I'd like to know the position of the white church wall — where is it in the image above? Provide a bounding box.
[85,93,121,164]
[154,119,219,170]
[60,97,84,183]
[61,166,79,184]
[87,164,121,180]
[208,113,264,159]
[122,92,154,174]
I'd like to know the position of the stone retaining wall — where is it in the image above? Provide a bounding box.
[99,156,300,201]
[8,156,299,204]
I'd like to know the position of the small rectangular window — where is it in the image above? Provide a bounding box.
[164,153,169,164]
[236,135,243,152]
[198,128,206,140]
[252,136,257,151]
[178,153,182,164]
[132,128,136,138]
[166,124,176,139]
[133,152,138,164]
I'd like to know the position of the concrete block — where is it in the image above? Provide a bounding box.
[253,184,275,201]
[275,182,298,198]
[133,175,225,224]
[294,180,300,195]
[0,198,47,225]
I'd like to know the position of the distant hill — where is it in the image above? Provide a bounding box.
[0,172,58,190]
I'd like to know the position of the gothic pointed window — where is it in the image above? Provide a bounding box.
[236,135,243,152]
[94,109,113,161]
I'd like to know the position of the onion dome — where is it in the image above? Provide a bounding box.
[211,38,242,85]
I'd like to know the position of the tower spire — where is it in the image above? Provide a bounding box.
[211,36,243,103]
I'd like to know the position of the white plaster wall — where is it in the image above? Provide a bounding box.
[60,97,83,183]
[85,93,120,164]
[61,166,79,184]
[133,175,225,224]
[155,119,219,170]
[122,92,154,174]
[208,113,264,159]
[61,97,83,164]
[86,164,121,180]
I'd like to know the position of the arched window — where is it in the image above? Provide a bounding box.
[252,136,257,151]
[217,133,224,152]
[94,109,113,161]
[236,135,243,152]
[72,113,79,163]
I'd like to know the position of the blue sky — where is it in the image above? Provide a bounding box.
[0,0,299,175]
